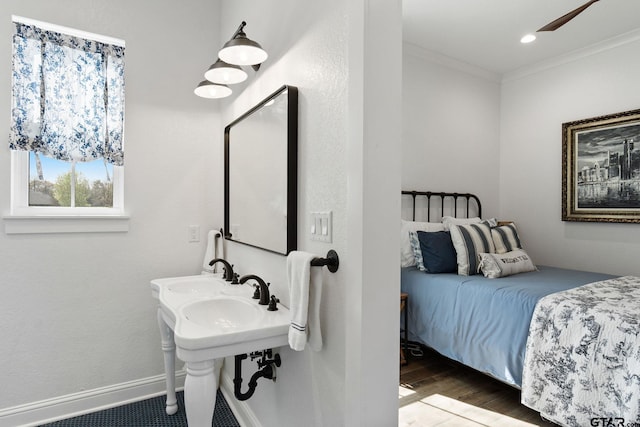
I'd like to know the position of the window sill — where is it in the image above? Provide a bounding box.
[3,214,130,234]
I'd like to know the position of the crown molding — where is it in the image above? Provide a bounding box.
[503,27,640,83]
[403,42,501,83]
[404,28,640,85]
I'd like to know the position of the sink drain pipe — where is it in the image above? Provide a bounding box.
[233,350,282,401]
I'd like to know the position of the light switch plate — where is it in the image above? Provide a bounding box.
[310,211,332,243]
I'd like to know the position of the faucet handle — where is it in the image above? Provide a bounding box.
[231,272,240,284]
[267,295,279,311]
[252,285,260,300]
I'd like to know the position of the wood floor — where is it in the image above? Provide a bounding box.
[399,346,556,427]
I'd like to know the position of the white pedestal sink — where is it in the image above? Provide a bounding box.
[150,274,290,427]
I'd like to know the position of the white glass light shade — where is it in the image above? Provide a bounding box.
[218,36,268,66]
[194,81,232,99]
[204,59,247,84]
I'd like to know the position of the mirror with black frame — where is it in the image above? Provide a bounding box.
[224,85,298,255]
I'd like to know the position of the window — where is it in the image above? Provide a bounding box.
[28,153,114,207]
[8,16,126,222]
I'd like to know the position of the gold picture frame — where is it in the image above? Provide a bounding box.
[562,108,640,223]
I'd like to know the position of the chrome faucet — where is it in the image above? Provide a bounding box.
[208,258,234,282]
[239,274,270,305]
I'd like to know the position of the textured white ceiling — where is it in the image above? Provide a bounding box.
[403,0,640,75]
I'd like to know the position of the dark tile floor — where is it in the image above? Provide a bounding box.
[39,390,239,427]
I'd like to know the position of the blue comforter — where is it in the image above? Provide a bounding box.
[401,265,614,387]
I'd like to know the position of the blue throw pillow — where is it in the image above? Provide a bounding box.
[416,230,457,274]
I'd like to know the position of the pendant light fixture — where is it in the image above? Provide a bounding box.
[218,21,268,67]
[194,80,232,99]
[204,59,248,85]
[194,21,266,99]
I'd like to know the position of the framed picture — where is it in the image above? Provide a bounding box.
[562,108,640,223]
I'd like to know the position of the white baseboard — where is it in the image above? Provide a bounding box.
[219,370,262,427]
[0,370,186,427]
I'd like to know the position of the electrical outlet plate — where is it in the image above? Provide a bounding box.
[188,225,200,242]
[310,211,332,243]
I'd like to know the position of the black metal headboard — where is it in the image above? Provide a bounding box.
[402,191,482,221]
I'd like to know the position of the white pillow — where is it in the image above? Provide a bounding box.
[478,249,537,278]
[442,216,481,231]
[449,222,495,275]
[401,220,445,267]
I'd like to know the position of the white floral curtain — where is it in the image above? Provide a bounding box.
[9,22,125,166]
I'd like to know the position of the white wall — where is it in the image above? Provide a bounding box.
[0,0,222,412]
[500,36,640,276]
[217,1,350,424]
[218,1,401,426]
[344,2,401,425]
[402,45,502,219]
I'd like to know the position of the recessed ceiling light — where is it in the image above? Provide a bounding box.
[520,34,536,44]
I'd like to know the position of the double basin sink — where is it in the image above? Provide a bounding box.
[151,274,290,359]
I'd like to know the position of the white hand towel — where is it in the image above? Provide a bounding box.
[307,262,323,352]
[287,251,324,351]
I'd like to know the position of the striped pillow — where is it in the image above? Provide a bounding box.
[491,223,522,254]
[449,222,495,275]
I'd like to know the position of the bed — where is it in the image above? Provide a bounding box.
[402,265,613,387]
[400,190,640,426]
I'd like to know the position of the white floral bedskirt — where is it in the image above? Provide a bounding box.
[522,276,640,427]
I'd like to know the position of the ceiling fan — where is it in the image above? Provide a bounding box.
[537,0,600,32]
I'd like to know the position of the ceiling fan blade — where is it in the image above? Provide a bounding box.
[537,0,600,32]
